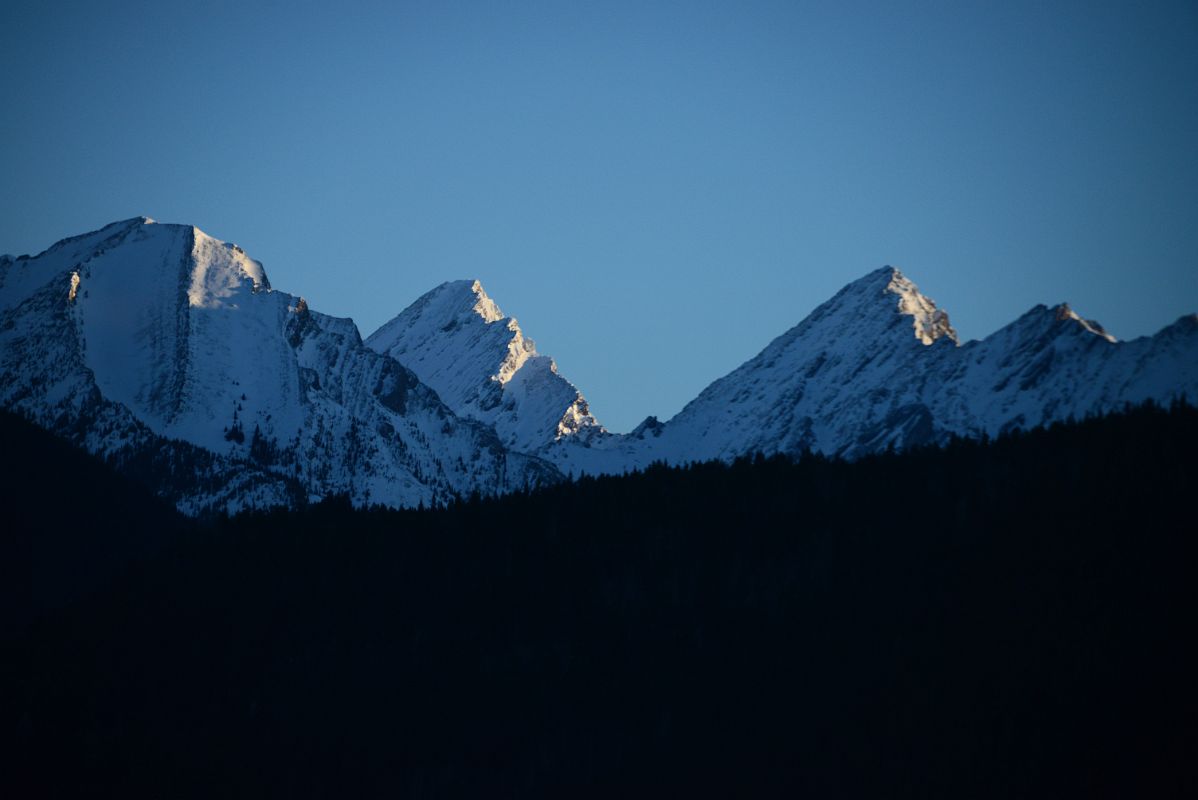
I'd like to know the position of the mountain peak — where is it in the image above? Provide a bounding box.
[881,267,958,346]
[465,279,506,324]
[7,217,1198,509]
[99,216,156,236]
[365,280,601,453]
[418,279,512,328]
[2,219,560,513]
[187,225,272,306]
[826,266,958,346]
[107,215,154,230]
[1051,303,1117,343]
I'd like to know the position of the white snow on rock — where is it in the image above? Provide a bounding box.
[366,279,603,454]
[541,266,1197,474]
[4,218,1196,513]
[0,219,558,514]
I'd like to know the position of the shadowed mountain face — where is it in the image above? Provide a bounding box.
[0,218,558,514]
[4,218,1196,512]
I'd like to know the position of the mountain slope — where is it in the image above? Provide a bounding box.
[636,266,962,462]
[0,219,558,513]
[13,403,1198,797]
[366,279,602,454]
[542,266,1198,472]
[6,219,1194,508]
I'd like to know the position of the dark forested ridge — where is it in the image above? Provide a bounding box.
[10,403,1198,798]
[2,410,190,638]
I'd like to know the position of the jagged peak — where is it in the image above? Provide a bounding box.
[828,266,958,346]
[467,279,505,324]
[1051,303,1117,343]
[363,277,602,447]
[431,278,509,325]
[883,267,958,346]
[367,278,538,385]
[405,279,513,328]
[382,279,534,362]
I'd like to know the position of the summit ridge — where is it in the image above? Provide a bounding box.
[3,218,1196,514]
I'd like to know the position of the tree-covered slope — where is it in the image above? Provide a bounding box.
[10,402,1198,798]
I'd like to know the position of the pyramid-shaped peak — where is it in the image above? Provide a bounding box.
[1051,303,1117,343]
[414,279,508,325]
[822,265,900,299]
[363,277,601,453]
[825,266,957,346]
[365,278,526,366]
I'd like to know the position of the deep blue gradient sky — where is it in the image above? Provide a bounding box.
[3,1,1196,431]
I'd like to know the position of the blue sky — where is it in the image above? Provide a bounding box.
[3,0,1195,431]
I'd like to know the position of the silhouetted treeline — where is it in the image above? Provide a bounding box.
[1,411,189,638]
[10,401,1198,798]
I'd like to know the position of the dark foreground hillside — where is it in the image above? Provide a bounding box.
[1,411,188,638]
[10,403,1198,798]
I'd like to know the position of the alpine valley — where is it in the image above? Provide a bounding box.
[2,217,1195,514]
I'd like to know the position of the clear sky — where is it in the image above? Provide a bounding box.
[3,1,1196,432]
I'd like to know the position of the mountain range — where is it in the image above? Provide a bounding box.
[3,217,1194,513]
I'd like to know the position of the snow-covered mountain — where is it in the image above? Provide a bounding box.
[5,218,1194,513]
[540,266,1198,473]
[0,218,558,514]
[366,280,603,454]
[360,267,1196,477]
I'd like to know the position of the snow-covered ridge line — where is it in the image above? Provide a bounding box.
[536,265,1197,474]
[0,218,559,515]
[3,217,1195,514]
